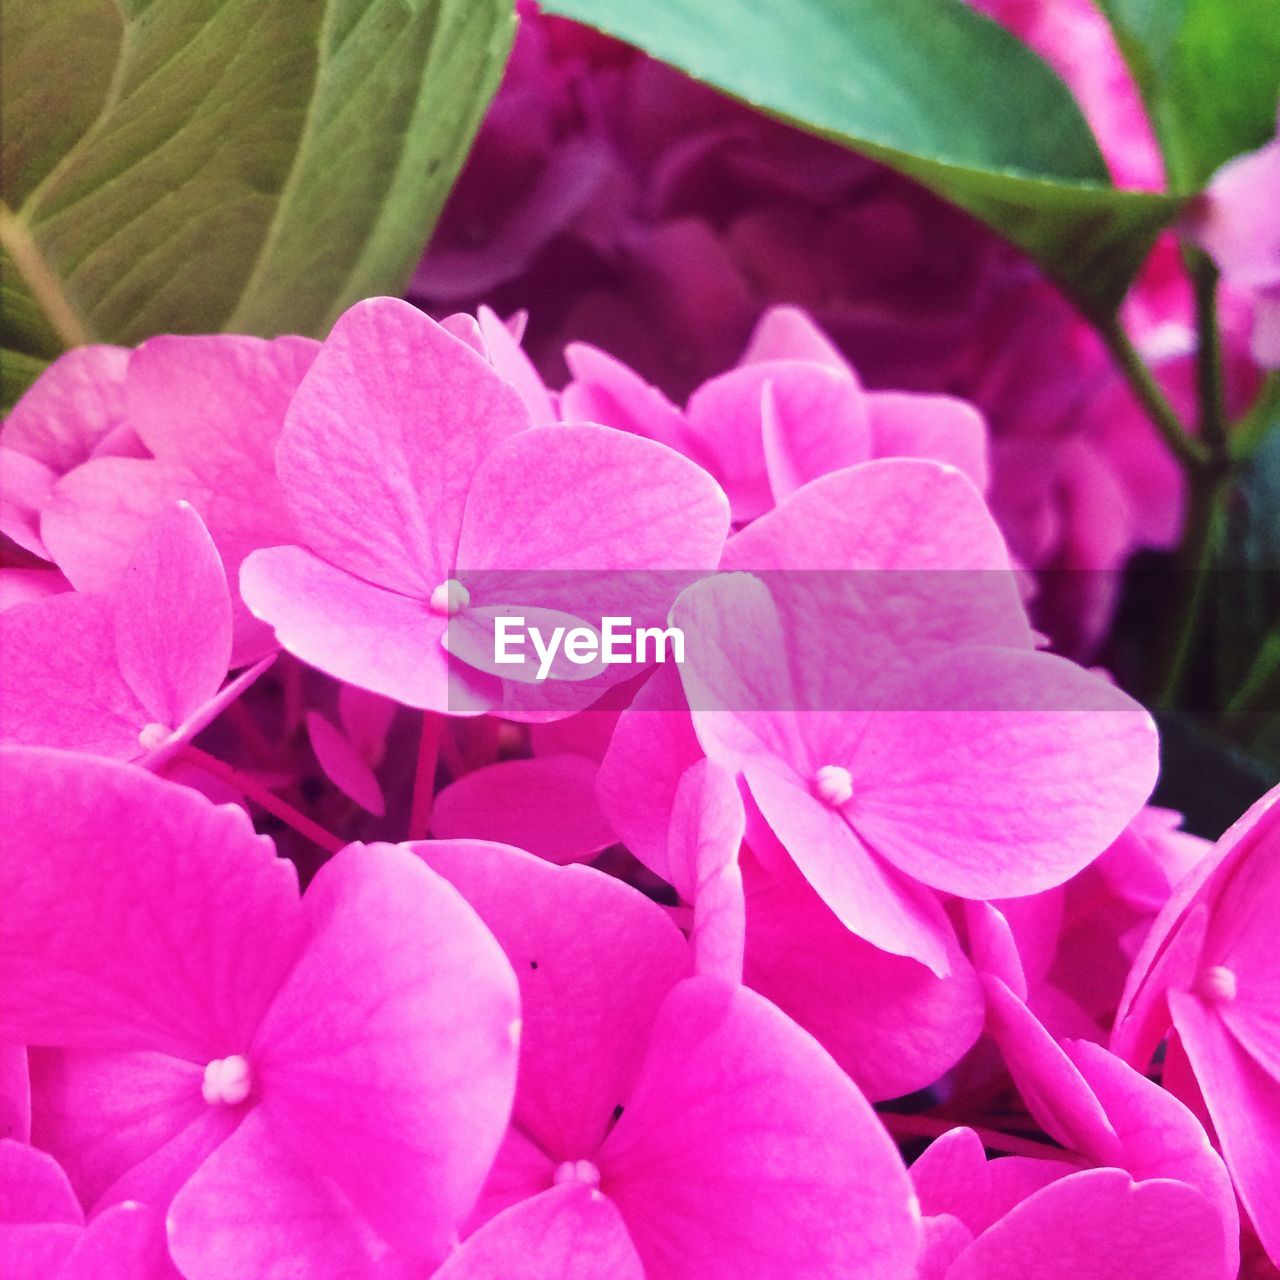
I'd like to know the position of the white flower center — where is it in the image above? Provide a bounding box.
[813,764,854,807]
[1195,964,1237,1004]
[428,579,470,616]
[138,722,172,750]
[552,1159,601,1189]
[202,1054,253,1107]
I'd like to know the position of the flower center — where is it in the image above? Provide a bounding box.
[1195,964,1237,1004]
[202,1054,253,1106]
[138,722,172,750]
[813,764,854,807]
[428,579,470,616]
[552,1159,601,1190]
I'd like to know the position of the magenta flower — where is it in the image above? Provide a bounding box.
[1186,120,1280,367]
[0,503,263,765]
[664,757,986,1101]
[241,297,729,716]
[910,1122,1232,1280]
[1114,782,1280,1264]
[0,749,520,1278]
[32,334,318,662]
[0,1140,177,1280]
[561,308,989,525]
[0,345,133,559]
[668,464,1158,973]
[417,838,922,1279]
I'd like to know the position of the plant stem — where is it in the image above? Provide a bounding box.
[408,711,444,840]
[1192,255,1229,462]
[1158,469,1229,708]
[1100,316,1211,471]
[878,1111,1079,1163]
[178,745,344,855]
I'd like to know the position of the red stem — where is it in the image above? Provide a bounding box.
[409,711,444,840]
[178,746,343,855]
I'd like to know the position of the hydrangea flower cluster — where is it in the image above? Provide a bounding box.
[1,291,1277,1277]
[413,0,1268,656]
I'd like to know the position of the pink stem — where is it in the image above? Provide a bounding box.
[409,711,444,840]
[179,746,343,855]
[878,1111,1079,1163]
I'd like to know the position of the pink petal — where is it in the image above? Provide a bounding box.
[909,1127,992,1234]
[476,306,556,425]
[240,546,499,715]
[57,1201,179,1280]
[0,1044,29,1142]
[251,843,520,1264]
[125,334,317,487]
[1171,990,1280,1264]
[738,306,848,370]
[746,763,955,976]
[846,647,1158,899]
[1065,1039,1238,1274]
[599,978,922,1280]
[2,345,130,473]
[431,756,614,864]
[0,1139,82,1223]
[758,363,873,504]
[595,665,704,878]
[28,1049,231,1214]
[982,976,1122,1163]
[0,447,54,556]
[0,748,300,1058]
[417,839,689,1159]
[112,503,231,730]
[457,424,729,573]
[947,1167,1227,1280]
[867,392,989,490]
[0,1225,79,1280]
[168,1108,415,1280]
[41,459,204,596]
[435,1186,645,1280]
[276,298,532,595]
[0,594,148,758]
[560,344,694,456]
[668,760,746,982]
[305,712,385,815]
[745,859,983,1100]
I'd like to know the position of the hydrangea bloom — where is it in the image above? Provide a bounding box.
[0,749,520,1278]
[1113,782,1280,1263]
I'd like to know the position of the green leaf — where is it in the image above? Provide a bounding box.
[540,0,1182,319]
[0,0,515,354]
[1097,0,1280,191]
[1,349,50,414]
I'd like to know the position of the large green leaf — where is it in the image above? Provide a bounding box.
[541,0,1182,319]
[0,0,515,357]
[1098,0,1280,191]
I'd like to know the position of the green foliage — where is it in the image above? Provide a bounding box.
[541,0,1183,319]
[1098,0,1280,190]
[0,0,515,380]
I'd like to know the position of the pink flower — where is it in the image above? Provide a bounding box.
[561,306,989,526]
[0,503,265,765]
[1114,781,1280,1265]
[417,838,923,1279]
[0,345,134,560]
[0,749,520,1278]
[15,334,318,662]
[668,462,1158,973]
[1186,122,1280,367]
[241,297,729,717]
[0,1140,178,1280]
